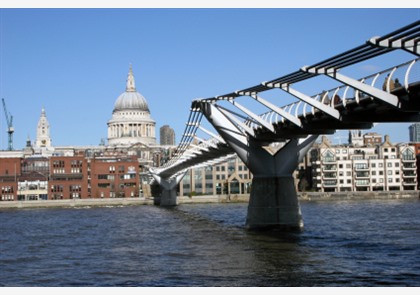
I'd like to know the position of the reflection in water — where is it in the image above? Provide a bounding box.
[0,200,419,286]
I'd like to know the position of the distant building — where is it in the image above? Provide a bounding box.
[349,130,363,146]
[160,125,175,146]
[409,123,420,142]
[363,132,382,146]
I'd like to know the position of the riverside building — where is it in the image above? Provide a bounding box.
[0,65,164,201]
[310,134,417,192]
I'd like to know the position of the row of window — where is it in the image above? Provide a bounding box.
[324,162,404,169]
[52,168,83,174]
[324,178,405,185]
[215,165,248,172]
[1,186,14,193]
[98,174,136,180]
[215,174,249,180]
[1,195,14,200]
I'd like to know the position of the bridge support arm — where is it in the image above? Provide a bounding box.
[264,83,341,120]
[151,172,186,206]
[302,67,400,107]
[200,101,318,230]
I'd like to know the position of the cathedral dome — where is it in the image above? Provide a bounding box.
[107,65,156,147]
[114,91,150,112]
[113,65,150,113]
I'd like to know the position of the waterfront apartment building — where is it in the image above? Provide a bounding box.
[310,135,417,192]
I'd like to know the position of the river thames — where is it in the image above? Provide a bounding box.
[0,198,419,287]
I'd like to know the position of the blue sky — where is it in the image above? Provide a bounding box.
[0,6,419,149]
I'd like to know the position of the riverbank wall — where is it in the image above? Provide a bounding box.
[298,190,420,201]
[0,191,418,209]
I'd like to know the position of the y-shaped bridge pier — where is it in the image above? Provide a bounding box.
[150,21,420,231]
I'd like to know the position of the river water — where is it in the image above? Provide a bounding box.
[0,198,419,287]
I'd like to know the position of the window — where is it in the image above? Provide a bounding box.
[354,163,368,169]
[402,148,415,161]
[322,151,335,162]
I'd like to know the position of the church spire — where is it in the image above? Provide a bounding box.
[126,64,136,92]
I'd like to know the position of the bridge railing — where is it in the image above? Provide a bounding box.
[242,57,419,128]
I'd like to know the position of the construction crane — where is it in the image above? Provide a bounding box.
[2,98,14,150]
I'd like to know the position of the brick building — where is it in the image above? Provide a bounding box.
[0,157,20,201]
[0,152,140,201]
[89,155,139,199]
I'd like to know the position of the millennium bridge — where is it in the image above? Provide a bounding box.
[149,20,420,231]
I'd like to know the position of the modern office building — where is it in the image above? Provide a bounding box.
[409,123,420,142]
[160,125,176,146]
[179,156,252,197]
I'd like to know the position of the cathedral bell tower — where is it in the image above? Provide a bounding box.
[35,107,52,148]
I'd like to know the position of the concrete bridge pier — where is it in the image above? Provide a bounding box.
[244,137,317,231]
[247,175,302,231]
[151,173,185,206]
[200,102,318,231]
[246,135,318,231]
